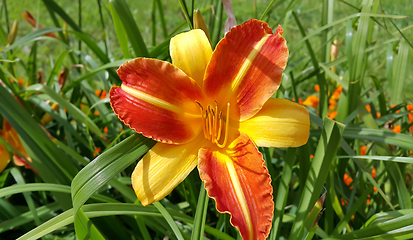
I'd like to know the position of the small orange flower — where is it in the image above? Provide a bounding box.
[329,99,337,109]
[340,197,348,206]
[360,146,367,156]
[18,77,24,86]
[326,85,342,118]
[373,186,377,192]
[367,199,371,205]
[331,85,342,100]
[0,120,33,172]
[104,126,108,134]
[392,125,401,133]
[328,111,337,120]
[343,173,353,186]
[93,146,101,157]
[407,104,413,132]
[371,168,376,178]
[310,154,314,159]
[365,105,371,113]
[391,104,400,114]
[95,90,108,100]
[94,110,99,116]
[314,84,320,92]
[376,113,381,118]
[303,95,319,109]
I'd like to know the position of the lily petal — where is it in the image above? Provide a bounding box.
[0,145,10,172]
[239,98,310,148]
[111,58,205,144]
[170,29,212,86]
[132,135,205,206]
[198,132,273,240]
[204,19,288,121]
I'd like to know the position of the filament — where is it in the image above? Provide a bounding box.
[195,101,230,148]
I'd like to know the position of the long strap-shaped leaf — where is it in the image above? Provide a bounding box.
[71,134,154,213]
[71,134,154,239]
[109,0,149,57]
[0,84,77,209]
[290,117,345,239]
[17,203,235,240]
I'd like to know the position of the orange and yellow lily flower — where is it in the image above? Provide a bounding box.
[0,119,33,172]
[110,19,310,239]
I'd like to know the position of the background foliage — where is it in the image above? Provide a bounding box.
[0,0,412,239]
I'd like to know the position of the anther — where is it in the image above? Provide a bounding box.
[195,100,203,110]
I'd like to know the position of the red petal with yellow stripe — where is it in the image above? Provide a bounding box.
[111,58,205,144]
[204,19,288,121]
[198,132,273,240]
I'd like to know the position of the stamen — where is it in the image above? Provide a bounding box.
[216,103,230,148]
[195,100,230,148]
[205,111,211,140]
[214,103,218,142]
[196,100,209,139]
[216,111,223,141]
[207,105,213,139]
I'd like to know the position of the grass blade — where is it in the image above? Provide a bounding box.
[109,0,149,57]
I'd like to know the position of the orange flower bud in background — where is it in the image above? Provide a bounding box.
[193,9,211,43]
[391,104,400,114]
[360,146,367,156]
[343,173,353,186]
[371,168,376,178]
[22,11,57,38]
[7,20,18,46]
[407,104,413,132]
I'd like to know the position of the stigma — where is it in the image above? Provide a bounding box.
[195,100,230,148]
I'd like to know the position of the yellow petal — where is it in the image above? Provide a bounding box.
[239,98,310,148]
[170,29,212,86]
[132,135,205,206]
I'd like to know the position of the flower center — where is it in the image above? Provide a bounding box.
[195,100,230,148]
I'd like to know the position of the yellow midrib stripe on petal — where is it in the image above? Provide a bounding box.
[121,85,199,118]
[231,34,271,92]
[225,158,253,239]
